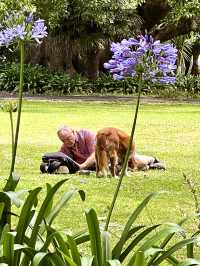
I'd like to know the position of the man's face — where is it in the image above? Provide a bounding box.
[58,129,76,147]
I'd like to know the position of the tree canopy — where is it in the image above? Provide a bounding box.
[1,0,200,77]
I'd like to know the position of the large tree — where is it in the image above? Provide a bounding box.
[29,0,144,78]
[1,0,200,77]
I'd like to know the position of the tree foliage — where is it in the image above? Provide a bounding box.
[32,0,144,40]
[168,0,200,18]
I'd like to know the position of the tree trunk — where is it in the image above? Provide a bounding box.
[25,35,77,76]
[137,0,171,31]
[152,16,200,42]
[191,43,200,75]
[137,0,200,42]
[84,47,101,79]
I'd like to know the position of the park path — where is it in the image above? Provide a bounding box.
[0,92,200,104]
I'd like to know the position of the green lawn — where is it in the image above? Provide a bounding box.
[0,99,200,236]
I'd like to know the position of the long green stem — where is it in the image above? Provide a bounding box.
[4,41,25,192]
[104,84,142,231]
[9,111,14,158]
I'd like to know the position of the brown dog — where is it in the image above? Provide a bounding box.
[95,127,137,177]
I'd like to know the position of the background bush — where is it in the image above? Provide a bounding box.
[1,63,200,96]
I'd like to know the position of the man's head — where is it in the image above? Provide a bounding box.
[57,126,76,147]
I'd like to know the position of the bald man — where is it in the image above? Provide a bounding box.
[57,126,96,170]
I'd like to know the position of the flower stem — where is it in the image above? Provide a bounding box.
[104,84,142,231]
[9,111,14,158]
[4,41,24,192]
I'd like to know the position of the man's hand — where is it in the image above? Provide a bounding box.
[79,152,95,170]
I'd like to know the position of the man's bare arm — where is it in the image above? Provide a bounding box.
[79,152,95,170]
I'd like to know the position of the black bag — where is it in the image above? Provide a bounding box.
[40,152,80,174]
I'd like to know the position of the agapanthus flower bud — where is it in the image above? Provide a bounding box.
[25,13,33,23]
[0,101,18,112]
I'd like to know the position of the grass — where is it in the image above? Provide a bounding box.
[0,99,200,240]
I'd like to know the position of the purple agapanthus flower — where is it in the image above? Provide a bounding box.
[104,34,177,84]
[31,19,47,44]
[0,12,47,46]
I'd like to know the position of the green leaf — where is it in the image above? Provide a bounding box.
[17,246,36,259]
[0,224,9,245]
[0,192,11,227]
[153,238,200,265]
[187,243,194,258]
[112,225,144,258]
[47,253,66,266]
[15,188,41,244]
[43,183,53,219]
[3,232,14,266]
[81,256,93,266]
[102,231,112,265]
[21,179,68,265]
[133,251,145,266]
[0,203,5,221]
[39,230,58,253]
[144,247,163,257]
[108,260,121,266]
[139,223,185,252]
[3,172,20,193]
[147,217,189,266]
[177,258,200,266]
[33,252,48,266]
[119,225,160,262]
[46,189,85,227]
[5,190,28,208]
[41,227,70,258]
[67,234,81,266]
[14,187,41,266]
[58,250,77,266]
[112,191,163,259]
[85,208,102,266]
[192,230,200,237]
[30,179,67,246]
[73,230,90,245]
[127,224,186,265]
[53,230,70,257]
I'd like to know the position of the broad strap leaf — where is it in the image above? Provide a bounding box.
[3,232,14,266]
[67,234,81,266]
[102,231,112,265]
[112,191,163,259]
[85,208,102,266]
[177,258,200,266]
[133,251,145,266]
[153,237,200,265]
[81,256,93,266]
[119,224,160,262]
[21,179,68,265]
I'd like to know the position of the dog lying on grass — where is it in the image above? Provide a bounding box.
[95,127,137,177]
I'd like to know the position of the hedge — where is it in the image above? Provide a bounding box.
[0,63,200,96]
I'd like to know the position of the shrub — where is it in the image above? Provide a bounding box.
[1,63,200,97]
[0,63,139,95]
